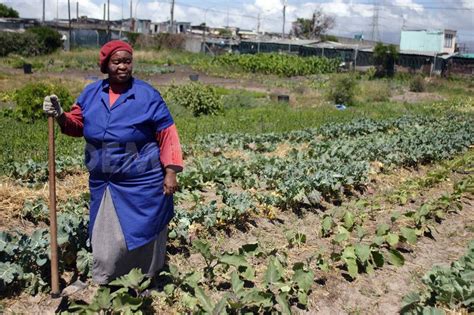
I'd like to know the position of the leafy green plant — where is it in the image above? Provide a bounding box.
[373,43,398,77]
[208,53,339,77]
[327,74,358,106]
[26,27,62,55]
[401,241,474,314]
[409,75,426,93]
[64,268,152,314]
[164,82,223,117]
[12,82,73,122]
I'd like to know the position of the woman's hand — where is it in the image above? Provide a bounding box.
[163,167,178,195]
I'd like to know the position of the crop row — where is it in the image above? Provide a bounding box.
[207,53,340,77]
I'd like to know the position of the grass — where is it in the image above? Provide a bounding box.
[0,99,460,175]
[1,49,473,174]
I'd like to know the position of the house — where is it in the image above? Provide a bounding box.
[400,29,457,55]
[150,21,191,34]
[0,17,39,32]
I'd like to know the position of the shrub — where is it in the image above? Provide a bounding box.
[327,75,358,106]
[0,32,41,57]
[409,76,426,93]
[163,82,223,117]
[12,82,73,122]
[26,27,62,54]
[373,43,398,78]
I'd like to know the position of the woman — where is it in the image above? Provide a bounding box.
[43,40,183,285]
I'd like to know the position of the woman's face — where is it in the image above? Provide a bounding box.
[107,50,133,83]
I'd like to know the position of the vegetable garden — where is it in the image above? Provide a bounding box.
[0,48,473,314]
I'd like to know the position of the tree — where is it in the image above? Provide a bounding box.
[0,4,19,18]
[292,8,335,39]
[373,43,399,77]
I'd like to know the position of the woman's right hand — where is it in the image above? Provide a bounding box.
[43,95,64,118]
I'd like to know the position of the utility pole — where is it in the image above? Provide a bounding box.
[130,0,133,32]
[257,13,261,53]
[103,3,106,22]
[107,0,110,37]
[370,0,381,42]
[170,0,175,33]
[42,0,45,23]
[282,0,287,38]
[76,1,79,19]
[68,0,72,50]
[226,7,229,28]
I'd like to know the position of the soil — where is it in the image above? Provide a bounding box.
[1,151,472,314]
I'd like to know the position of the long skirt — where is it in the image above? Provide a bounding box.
[91,187,167,285]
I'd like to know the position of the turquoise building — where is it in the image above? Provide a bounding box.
[400,29,456,54]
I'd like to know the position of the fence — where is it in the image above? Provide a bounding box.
[221,40,473,75]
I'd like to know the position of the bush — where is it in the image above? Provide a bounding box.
[164,82,223,117]
[0,32,41,57]
[409,76,426,93]
[327,75,358,106]
[11,82,73,122]
[26,27,62,54]
[0,26,61,57]
[373,43,398,78]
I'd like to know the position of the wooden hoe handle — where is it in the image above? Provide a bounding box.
[48,115,60,298]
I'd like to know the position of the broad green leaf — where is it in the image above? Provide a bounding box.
[112,293,143,312]
[94,287,113,310]
[321,216,334,236]
[372,251,385,268]
[400,227,417,245]
[275,292,291,315]
[342,245,356,260]
[239,265,256,281]
[343,211,355,229]
[387,249,405,267]
[355,244,371,263]
[376,223,390,236]
[194,287,214,313]
[264,257,284,285]
[109,268,146,290]
[334,226,350,243]
[345,258,359,278]
[219,253,248,268]
[385,233,400,247]
[231,271,244,295]
[184,271,202,289]
[0,262,23,284]
[192,239,213,261]
[163,284,175,295]
[213,295,229,315]
[297,290,309,305]
[293,269,314,293]
[241,289,273,308]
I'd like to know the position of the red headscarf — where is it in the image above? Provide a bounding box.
[99,40,133,74]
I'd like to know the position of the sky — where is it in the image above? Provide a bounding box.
[3,0,474,50]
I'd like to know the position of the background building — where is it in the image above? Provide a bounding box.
[400,29,457,54]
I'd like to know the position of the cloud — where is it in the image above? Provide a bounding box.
[393,0,424,13]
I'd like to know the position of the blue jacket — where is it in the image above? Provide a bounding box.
[76,78,174,250]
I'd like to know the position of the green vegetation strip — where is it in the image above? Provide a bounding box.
[401,241,474,314]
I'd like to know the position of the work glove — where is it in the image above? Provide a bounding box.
[43,94,64,118]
